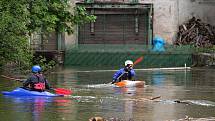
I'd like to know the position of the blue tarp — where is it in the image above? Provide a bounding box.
[152,36,165,52]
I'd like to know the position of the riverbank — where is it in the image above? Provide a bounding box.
[192,52,215,67]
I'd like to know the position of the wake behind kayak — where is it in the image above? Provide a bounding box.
[2,87,63,97]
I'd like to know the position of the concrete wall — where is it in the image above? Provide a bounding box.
[178,0,215,25]
[141,0,215,44]
[65,0,215,46]
[140,0,179,44]
[65,0,77,48]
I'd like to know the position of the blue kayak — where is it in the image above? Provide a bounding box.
[2,87,63,97]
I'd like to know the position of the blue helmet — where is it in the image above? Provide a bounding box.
[32,65,41,73]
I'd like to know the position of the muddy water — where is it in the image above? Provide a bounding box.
[0,67,215,121]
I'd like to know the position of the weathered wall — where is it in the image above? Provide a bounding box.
[141,0,215,44]
[65,0,215,46]
[65,0,77,48]
[140,0,178,44]
[178,0,215,26]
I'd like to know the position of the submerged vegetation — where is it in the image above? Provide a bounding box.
[0,0,96,73]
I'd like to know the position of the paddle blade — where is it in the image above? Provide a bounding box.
[134,56,144,65]
[54,88,72,95]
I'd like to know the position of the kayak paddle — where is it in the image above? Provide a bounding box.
[51,88,72,95]
[1,75,24,81]
[1,74,72,95]
[133,56,144,65]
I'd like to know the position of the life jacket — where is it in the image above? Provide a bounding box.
[119,71,132,81]
[30,74,46,91]
[34,82,45,90]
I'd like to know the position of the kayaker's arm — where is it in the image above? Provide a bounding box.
[130,69,136,81]
[44,78,51,90]
[130,69,135,76]
[112,69,124,84]
[112,69,129,84]
[22,77,32,87]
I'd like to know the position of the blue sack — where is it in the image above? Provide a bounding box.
[152,36,165,52]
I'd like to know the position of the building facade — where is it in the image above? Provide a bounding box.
[65,0,215,46]
[30,0,215,65]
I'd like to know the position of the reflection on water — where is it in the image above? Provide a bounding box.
[4,96,53,121]
[0,67,215,121]
[1,95,73,121]
[151,70,166,85]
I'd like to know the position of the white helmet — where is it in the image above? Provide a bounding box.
[125,60,133,66]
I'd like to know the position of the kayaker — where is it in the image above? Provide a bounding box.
[111,60,136,84]
[22,65,51,92]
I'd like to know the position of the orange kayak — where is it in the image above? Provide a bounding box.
[114,80,145,88]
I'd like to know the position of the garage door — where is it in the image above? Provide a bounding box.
[78,8,150,44]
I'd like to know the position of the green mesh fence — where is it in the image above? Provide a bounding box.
[65,44,195,68]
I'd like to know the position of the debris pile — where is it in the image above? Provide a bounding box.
[174,17,215,47]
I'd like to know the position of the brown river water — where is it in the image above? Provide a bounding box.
[0,67,215,121]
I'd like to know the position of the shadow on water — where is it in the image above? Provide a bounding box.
[1,67,215,121]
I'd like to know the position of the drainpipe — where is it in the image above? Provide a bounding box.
[149,4,153,46]
[57,32,62,51]
[57,32,64,64]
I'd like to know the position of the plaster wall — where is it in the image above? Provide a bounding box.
[178,0,215,26]
[141,0,215,43]
[139,0,178,43]
[65,0,77,48]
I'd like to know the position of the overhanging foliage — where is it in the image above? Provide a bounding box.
[0,0,96,70]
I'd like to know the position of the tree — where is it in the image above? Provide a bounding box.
[0,0,96,70]
[27,0,96,34]
[0,0,31,68]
